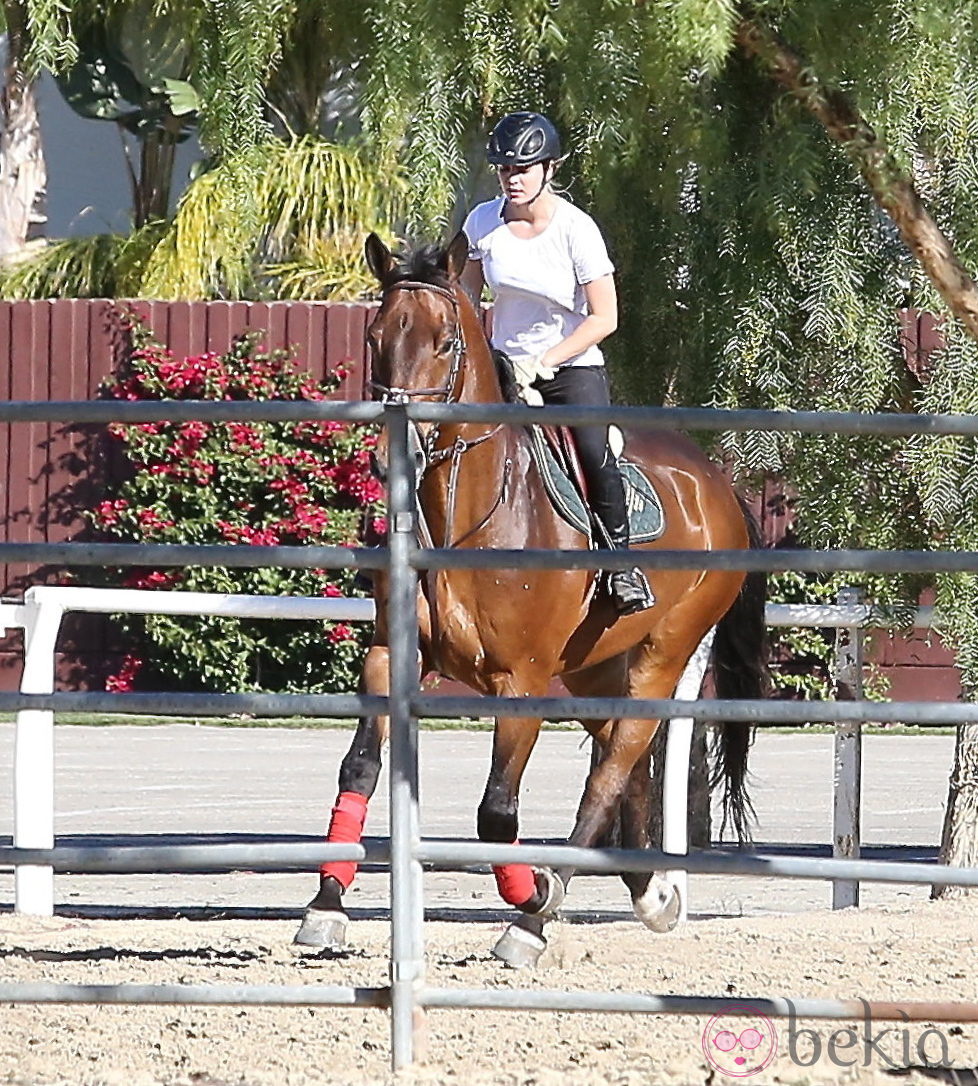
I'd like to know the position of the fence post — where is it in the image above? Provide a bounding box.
[662,628,716,920]
[832,585,863,909]
[14,591,65,915]
[384,404,425,1070]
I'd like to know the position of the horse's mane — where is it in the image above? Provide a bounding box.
[386,241,521,404]
[388,243,452,288]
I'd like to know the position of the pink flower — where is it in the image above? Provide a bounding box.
[122,569,182,590]
[359,476,384,505]
[137,507,175,531]
[328,623,353,643]
[95,499,129,526]
[105,653,144,693]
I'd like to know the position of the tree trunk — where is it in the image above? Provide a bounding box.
[735,16,978,344]
[933,724,978,899]
[134,124,178,228]
[0,0,47,262]
[738,15,978,892]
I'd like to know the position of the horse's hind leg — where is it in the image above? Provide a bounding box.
[618,743,682,933]
[293,644,392,949]
[554,648,689,932]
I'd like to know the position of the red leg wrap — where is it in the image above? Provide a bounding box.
[320,791,369,889]
[492,843,536,908]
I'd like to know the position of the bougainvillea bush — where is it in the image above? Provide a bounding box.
[90,331,385,694]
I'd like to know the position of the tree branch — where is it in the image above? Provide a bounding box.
[735,15,978,343]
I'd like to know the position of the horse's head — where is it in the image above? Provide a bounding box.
[365,232,471,405]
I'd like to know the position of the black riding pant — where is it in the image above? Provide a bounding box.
[534,365,629,545]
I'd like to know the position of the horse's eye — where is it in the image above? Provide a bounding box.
[440,336,456,355]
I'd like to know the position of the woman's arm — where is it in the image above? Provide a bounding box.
[538,274,618,370]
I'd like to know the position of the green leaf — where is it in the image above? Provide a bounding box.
[162,77,199,117]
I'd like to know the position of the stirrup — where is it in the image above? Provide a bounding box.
[608,568,654,615]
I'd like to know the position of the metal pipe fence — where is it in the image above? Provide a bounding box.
[2,398,977,1071]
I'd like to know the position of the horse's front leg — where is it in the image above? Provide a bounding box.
[293,643,391,949]
[477,710,567,967]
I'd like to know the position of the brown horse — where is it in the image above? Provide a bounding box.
[294,232,767,966]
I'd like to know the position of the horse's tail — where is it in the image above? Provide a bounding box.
[710,492,770,845]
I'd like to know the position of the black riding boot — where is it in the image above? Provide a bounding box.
[589,460,655,616]
[603,519,655,616]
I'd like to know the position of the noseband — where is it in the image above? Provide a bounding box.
[370,279,466,405]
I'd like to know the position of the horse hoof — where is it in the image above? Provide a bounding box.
[491,922,548,969]
[292,908,348,950]
[633,877,681,934]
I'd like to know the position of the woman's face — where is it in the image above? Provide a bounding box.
[496,161,550,203]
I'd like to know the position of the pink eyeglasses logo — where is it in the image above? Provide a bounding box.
[702,1005,779,1077]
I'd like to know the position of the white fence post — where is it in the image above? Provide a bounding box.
[663,628,716,921]
[14,589,65,915]
[832,586,864,909]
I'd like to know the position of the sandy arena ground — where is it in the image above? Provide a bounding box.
[1,725,976,1085]
[2,902,978,1086]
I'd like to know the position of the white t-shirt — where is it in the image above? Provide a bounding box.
[462,195,615,369]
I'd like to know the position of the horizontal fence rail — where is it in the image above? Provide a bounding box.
[0,690,970,724]
[0,982,391,1009]
[8,398,978,436]
[3,841,978,889]
[2,397,977,1072]
[1,983,975,1025]
[418,989,978,1023]
[2,544,978,574]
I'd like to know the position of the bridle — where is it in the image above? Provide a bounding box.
[369,279,466,405]
[368,277,511,547]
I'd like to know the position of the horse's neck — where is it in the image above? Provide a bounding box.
[420,300,529,537]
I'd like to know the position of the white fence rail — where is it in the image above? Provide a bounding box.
[1,586,373,915]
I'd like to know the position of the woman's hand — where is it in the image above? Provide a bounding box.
[536,350,559,377]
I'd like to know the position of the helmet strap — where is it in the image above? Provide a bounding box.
[526,160,553,207]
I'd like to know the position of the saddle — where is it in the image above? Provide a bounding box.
[529,425,666,544]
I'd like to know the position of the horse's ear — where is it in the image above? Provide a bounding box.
[444,230,470,283]
[365,233,394,284]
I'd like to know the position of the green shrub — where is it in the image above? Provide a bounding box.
[89,329,384,694]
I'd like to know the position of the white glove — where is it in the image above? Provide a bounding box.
[512,353,556,407]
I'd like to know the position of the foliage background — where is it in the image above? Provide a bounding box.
[88,327,384,693]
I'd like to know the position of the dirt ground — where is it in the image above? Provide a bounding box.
[2,897,978,1086]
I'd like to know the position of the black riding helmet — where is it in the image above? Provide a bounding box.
[486,111,562,167]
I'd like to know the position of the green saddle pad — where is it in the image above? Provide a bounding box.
[529,427,666,544]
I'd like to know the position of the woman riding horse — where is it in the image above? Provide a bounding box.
[463,110,653,616]
[293,227,766,967]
